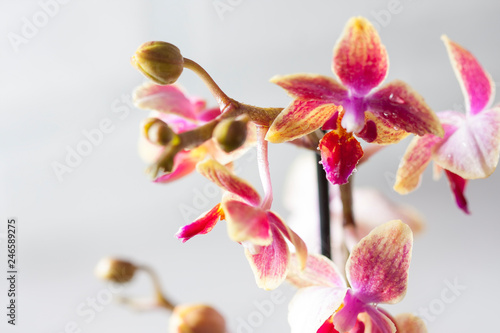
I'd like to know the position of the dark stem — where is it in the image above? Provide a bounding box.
[339,180,355,227]
[316,154,331,259]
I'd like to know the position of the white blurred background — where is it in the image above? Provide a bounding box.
[1,0,499,332]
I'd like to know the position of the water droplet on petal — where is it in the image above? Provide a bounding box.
[389,93,405,104]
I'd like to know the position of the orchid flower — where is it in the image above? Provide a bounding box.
[176,126,307,290]
[394,36,500,213]
[287,220,414,333]
[266,16,443,185]
[134,82,255,183]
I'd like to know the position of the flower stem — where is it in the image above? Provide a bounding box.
[316,154,332,259]
[339,180,355,228]
[256,125,273,210]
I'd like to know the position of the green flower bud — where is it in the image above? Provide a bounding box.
[131,41,184,85]
[142,118,178,146]
[169,304,226,333]
[94,258,137,284]
[213,116,249,153]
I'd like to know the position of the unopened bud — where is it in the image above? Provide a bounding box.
[94,258,137,283]
[143,118,178,146]
[132,41,184,85]
[213,116,249,153]
[169,304,226,333]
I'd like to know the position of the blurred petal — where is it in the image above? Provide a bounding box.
[289,286,347,333]
[444,170,469,214]
[366,80,444,137]
[268,212,308,270]
[266,100,340,143]
[433,107,500,179]
[442,35,495,115]
[346,220,412,304]
[154,149,206,183]
[394,313,428,333]
[271,73,348,101]
[176,204,224,242]
[333,17,388,96]
[196,159,261,206]
[222,200,271,246]
[287,254,346,289]
[363,306,396,333]
[319,129,364,185]
[394,134,442,194]
[358,111,410,144]
[317,316,338,333]
[245,224,289,290]
[133,83,197,120]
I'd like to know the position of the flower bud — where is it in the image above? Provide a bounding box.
[143,118,178,146]
[94,258,137,283]
[213,116,249,153]
[131,41,184,85]
[169,304,226,333]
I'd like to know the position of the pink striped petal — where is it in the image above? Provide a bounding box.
[244,224,289,290]
[287,254,346,289]
[332,290,367,332]
[176,203,224,242]
[357,111,410,144]
[222,200,271,246]
[394,134,442,194]
[363,306,397,333]
[266,100,340,143]
[133,83,197,120]
[154,148,208,183]
[346,220,412,304]
[319,129,364,185]
[394,313,428,333]
[445,170,469,214]
[333,17,388,96]
[289,286,347,333]
[366,80,444,137]
[271,73,348,101]
[196,159,261,206]
[442,36,495,116]
[433,107,500,179]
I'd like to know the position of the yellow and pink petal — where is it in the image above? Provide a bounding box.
[287,254,346,290]
[394,313,428,333]
[176,203,224,242]
[271,73,348,102]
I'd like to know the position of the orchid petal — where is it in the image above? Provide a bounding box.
[394,313,428,333]
[154,149,207,183]
[357,111,410,144]
[332,290,367,332]
[244,224,289,290]
[319,129,364,185]
[317,316,338,333]
[346,220,412,304]
[222,199,272,246]
[442,36,495,116]
[363,306,396,333]
[287,254,346,289]
[289,286,347,333]
[444,170,470,214]
[366,80,444,137]
[394,134,443,194]
[175,204,224,242]
[333,17,388,96]
[433,107,500,179]
[266,99,340,143]
[271,73,348,101]
[267,212,308,270]
[133,83,197,120]
[196,159,261,206]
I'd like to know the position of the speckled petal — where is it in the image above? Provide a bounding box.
[176,203,224,242]
[266,100,340,143]
[333,17,388,96]
[222,199,272,246]
[319,129,364,185]
[133,83,197,120]
[271,73,348,101]
[357,111,409,144]
[245,224,289,290]
[444,170,469,214]
[394,134,443,194]
[442,36,495,116]
[196,159,261,206]
[287,254,346,289]
[366,80,444,138]
[346,220,412,304]
[433,107,500,179]
[289,286,347,333]
[394,313,428,333]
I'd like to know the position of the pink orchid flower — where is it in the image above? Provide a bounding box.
[266,16,443,185]
[394,36,500,213]
[134,82,254,183]
[287,220,413,333]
